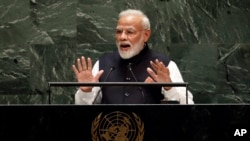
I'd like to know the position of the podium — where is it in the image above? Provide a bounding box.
[48,82,189,104]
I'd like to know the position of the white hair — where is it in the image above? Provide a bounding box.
[118,9,150,30]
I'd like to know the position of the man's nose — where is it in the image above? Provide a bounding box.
[120,31,128,40]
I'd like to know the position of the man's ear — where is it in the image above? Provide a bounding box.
[143,29,151,42]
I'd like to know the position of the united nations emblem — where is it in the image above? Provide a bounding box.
[91,111,144,141]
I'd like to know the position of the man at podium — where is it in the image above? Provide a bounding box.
[72,9,194,104]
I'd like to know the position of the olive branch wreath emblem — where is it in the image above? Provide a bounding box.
[91,112,144,141]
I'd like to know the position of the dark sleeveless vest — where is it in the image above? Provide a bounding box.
[99,45,170,104]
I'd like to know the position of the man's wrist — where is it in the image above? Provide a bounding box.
[80,87,92,93]
[163,86,172,91]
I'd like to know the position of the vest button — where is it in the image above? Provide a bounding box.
[124,93,130,96]
[125,77,131,81]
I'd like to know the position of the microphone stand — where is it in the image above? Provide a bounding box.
[127,63,145,103]
[92,67,115,104]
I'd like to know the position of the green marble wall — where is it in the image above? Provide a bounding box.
[0,0,249,104]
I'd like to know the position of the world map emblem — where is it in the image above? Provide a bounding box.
[91,111,144,141]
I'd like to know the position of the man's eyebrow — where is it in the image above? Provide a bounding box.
[116,27,135,30]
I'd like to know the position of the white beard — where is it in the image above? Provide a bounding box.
[116,36,145,59]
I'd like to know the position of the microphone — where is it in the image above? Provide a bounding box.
[92,66,115,104]
[127,63,138,82]
[127,63,145,103]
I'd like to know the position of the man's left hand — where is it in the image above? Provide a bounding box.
[145,59,172,90]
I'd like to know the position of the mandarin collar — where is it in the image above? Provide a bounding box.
[120,44,150,65]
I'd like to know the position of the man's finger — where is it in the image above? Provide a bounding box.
[81,56,87,70]
[144,76,154,83]
[87,57,92,70]
[72,65,79,76]
[163,66,170,76]
[150,61,158,71]
[158,61,166,70]
[77,58,82,72]
[94,70,104,81]
[147,67,158,81]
